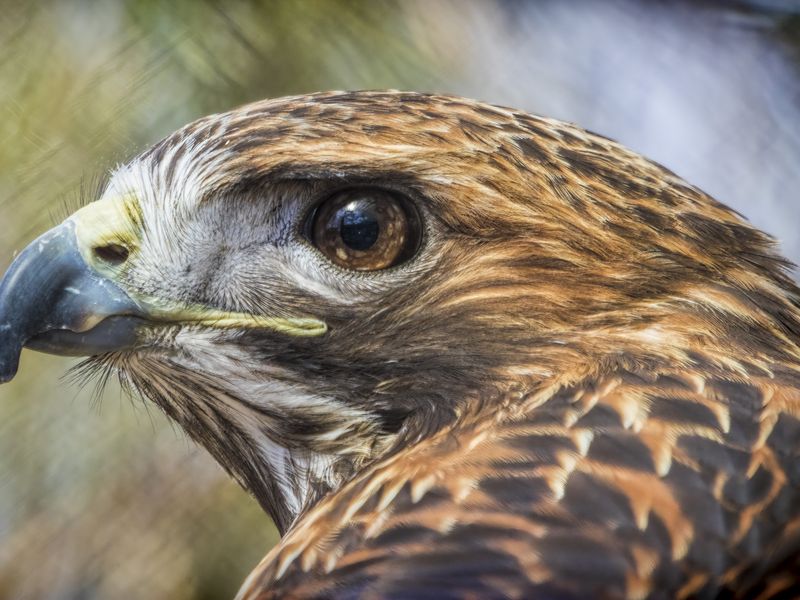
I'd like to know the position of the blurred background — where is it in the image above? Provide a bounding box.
[1,1,799,598]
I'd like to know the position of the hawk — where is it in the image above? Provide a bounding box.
[1,91,799,599]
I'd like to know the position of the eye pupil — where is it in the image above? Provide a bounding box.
[308,188,421,271]
[340,206,380,251]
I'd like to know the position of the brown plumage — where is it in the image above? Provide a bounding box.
[2,91,800,599]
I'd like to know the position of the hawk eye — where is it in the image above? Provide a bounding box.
[308,189,421,271]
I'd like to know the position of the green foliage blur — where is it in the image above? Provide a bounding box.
[0,2,453,598]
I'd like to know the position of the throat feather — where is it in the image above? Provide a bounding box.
[117,334,383,531]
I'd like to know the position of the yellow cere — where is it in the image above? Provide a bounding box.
[70,194,142,275]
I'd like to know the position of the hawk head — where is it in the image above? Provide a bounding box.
[1,91,796,535]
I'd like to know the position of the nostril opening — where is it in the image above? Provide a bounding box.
[93,244,130,266]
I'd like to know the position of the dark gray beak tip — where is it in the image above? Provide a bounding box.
[0,326,24,384]
[0,315,24,384]
[0,361,19,384]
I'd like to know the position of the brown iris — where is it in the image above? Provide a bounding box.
[308,189,421,271]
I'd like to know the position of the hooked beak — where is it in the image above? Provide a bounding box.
[0,221,143,383]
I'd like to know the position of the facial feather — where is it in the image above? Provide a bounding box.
[73,91,800,536]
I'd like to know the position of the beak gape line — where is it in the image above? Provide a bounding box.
[0,201,328,384]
